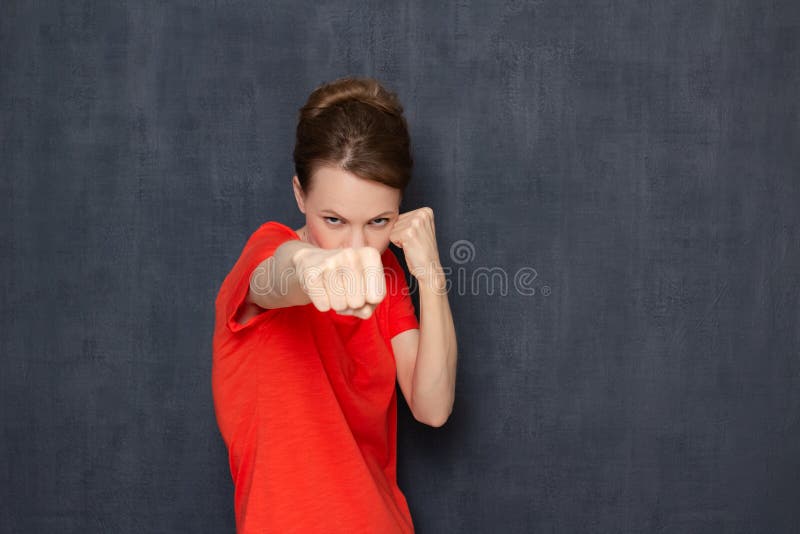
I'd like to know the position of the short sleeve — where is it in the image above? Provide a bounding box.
[215,221,299,334]
[381,248,419,339]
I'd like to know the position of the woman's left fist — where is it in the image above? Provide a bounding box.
[389,207,442,283]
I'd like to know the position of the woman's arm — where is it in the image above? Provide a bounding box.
[389,207,458,427]
[246,239,387,319]
[412,270,457,427]
[246,239,316,310]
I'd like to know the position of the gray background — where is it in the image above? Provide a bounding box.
[2,1,799,532]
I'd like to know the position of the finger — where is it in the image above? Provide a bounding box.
[390,224,406,247]
[351,302,376,319]
[345,252,366,311]
[325,264,349,312]
[362,250,386,304]
[334,302,374,317]
[302,265,330,312]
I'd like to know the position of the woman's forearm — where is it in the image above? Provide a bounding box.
[411,266,458,427]
[247,239,316,309]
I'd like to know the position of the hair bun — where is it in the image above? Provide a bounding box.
[302,76,403,119]
[294,76,412,193]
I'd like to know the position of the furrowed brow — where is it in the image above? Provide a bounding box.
[321,209,396,221]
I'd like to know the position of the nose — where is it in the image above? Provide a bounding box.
[349,229,366,249]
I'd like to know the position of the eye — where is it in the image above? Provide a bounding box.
[324,216,342,225]
[371,218,389,226]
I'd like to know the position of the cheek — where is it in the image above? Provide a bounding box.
[368,232,391,254]
[308,223,334,249]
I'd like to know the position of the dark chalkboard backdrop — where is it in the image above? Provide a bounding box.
[2,1,798,532]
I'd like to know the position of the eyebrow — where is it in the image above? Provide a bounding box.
[321,209,396,220]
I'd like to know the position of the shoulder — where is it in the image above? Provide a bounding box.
[249,220,298,239]
[239,220,300,250]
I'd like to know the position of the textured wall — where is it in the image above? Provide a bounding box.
[2,1,798,532]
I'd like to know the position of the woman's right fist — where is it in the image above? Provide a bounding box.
[291,246,387,319]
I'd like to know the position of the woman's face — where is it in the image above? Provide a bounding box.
[292,165,401,254]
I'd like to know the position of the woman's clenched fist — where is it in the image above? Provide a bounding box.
[291,246,387,318]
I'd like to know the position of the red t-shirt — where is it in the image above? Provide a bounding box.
[212,221,419,533]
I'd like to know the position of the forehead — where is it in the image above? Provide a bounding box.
[310,166,400,216]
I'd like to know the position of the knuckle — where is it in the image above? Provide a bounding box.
[343,248,358,262]
[360,246,379,263]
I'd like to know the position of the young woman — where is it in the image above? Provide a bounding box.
[212,76,458,533]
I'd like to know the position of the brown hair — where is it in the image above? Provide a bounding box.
[293,76,413,194]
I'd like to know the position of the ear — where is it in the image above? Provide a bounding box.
[292,175,306,214]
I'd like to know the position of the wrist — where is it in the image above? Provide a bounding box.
[413,261,447,293]
[286,239,317,267]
